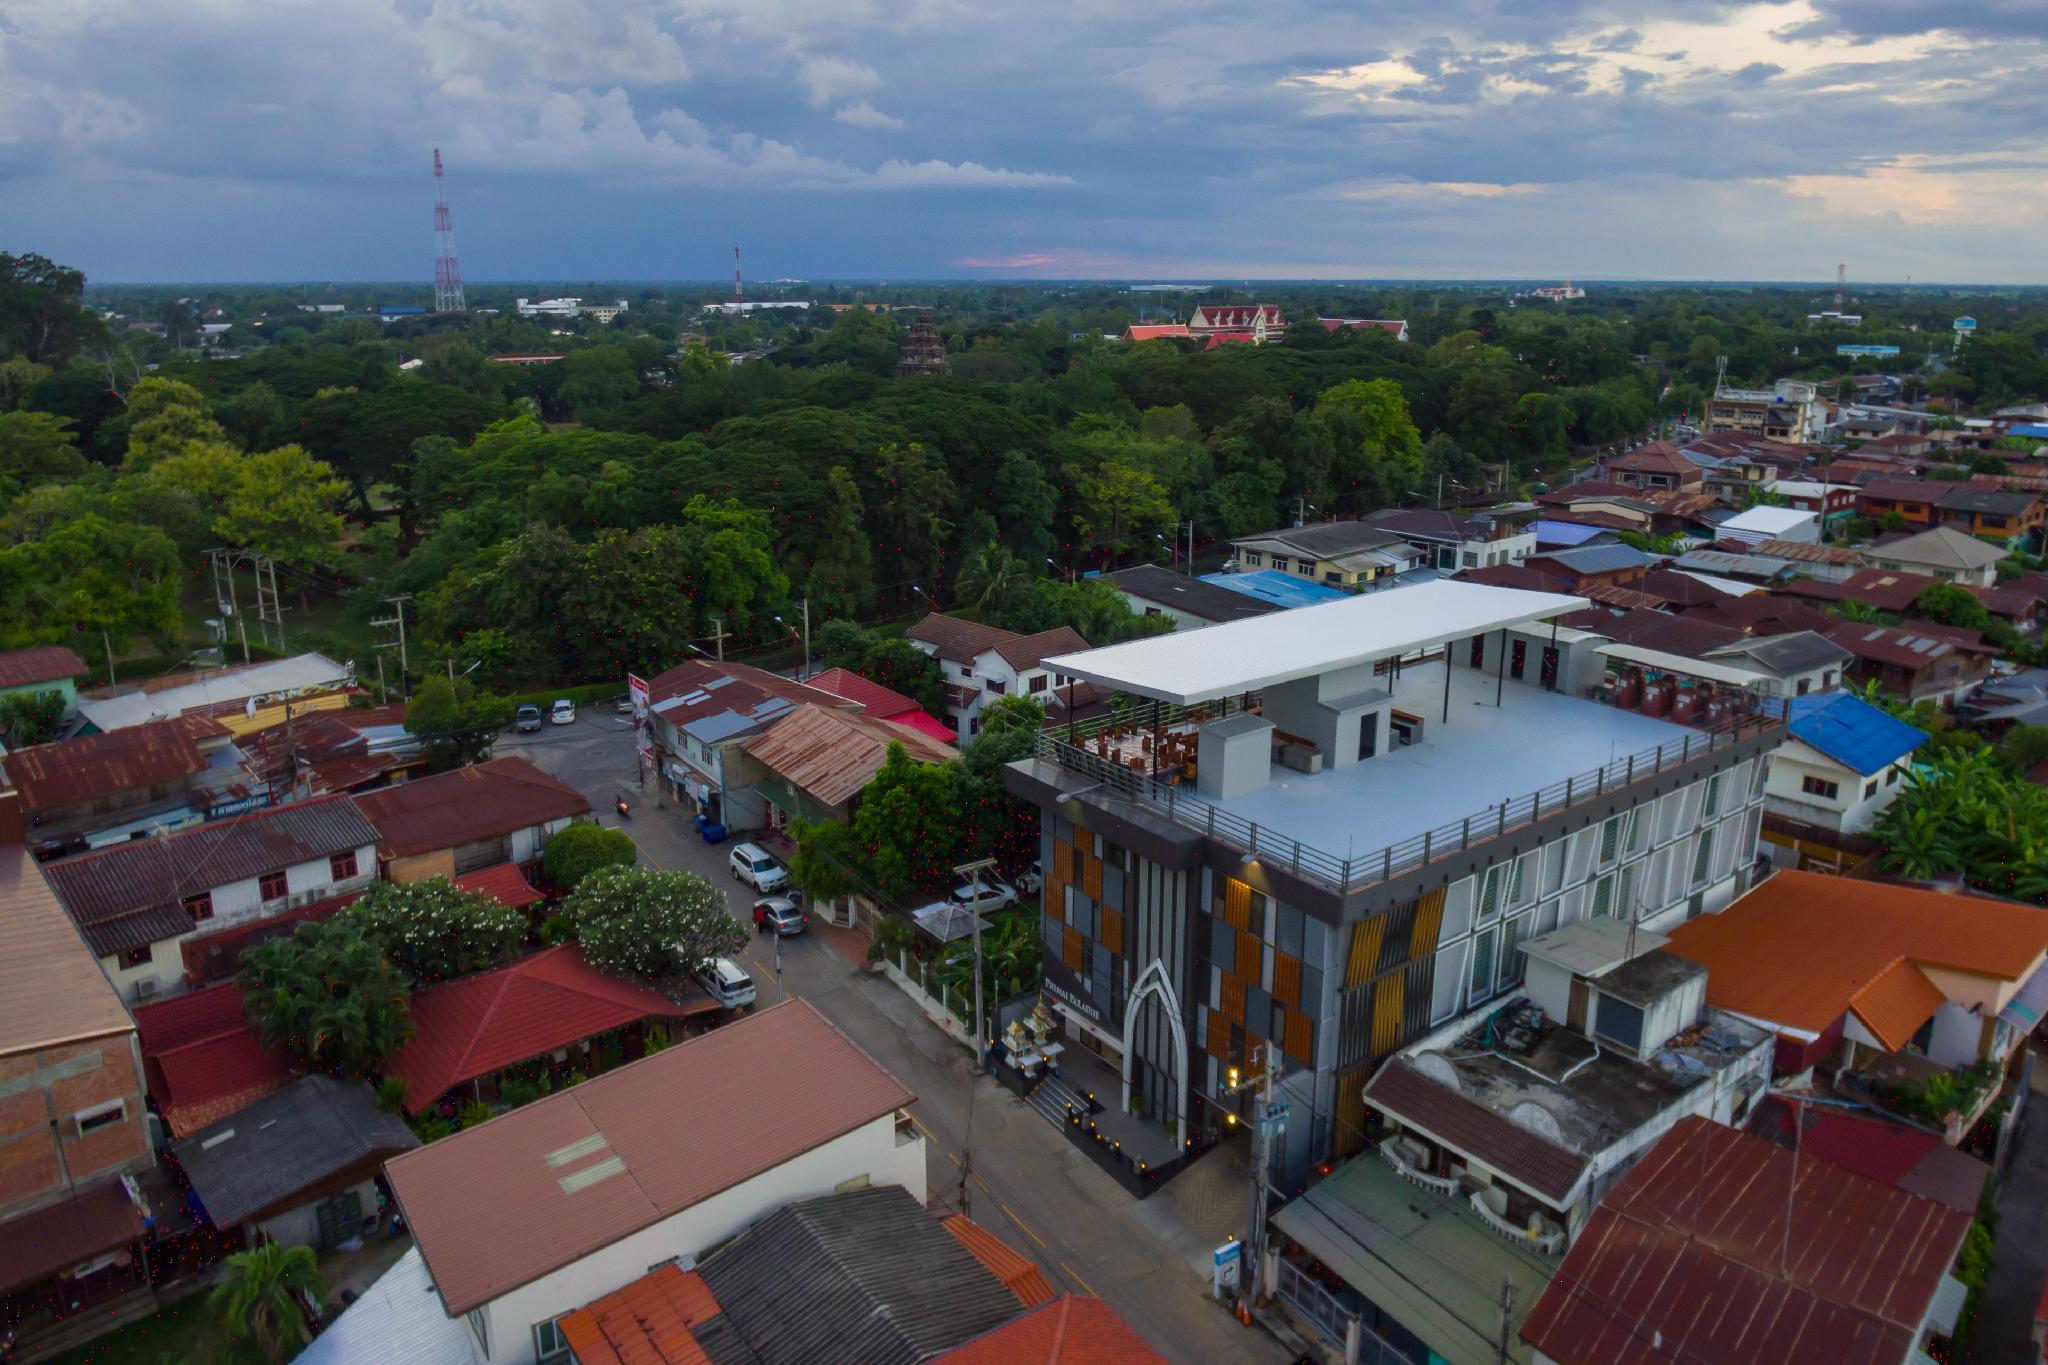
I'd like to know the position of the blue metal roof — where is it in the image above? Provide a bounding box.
[1785,692,1927,776]
[1201,569,1352,610]
[2008,423,2048,439]
[1530,519,1613,547]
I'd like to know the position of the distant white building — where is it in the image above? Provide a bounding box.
[1531,282,1586,301]
[513,297,629,321]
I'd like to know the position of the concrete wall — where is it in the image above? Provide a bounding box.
[1764,743,1907,836]
[469,1114,925,1365]
[250,1179,377,1250]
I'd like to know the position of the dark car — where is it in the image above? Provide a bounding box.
[514,704,543,733]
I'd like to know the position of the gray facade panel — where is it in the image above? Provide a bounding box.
[1277,902,1305,959]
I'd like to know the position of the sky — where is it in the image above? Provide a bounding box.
[2,0,2045,284]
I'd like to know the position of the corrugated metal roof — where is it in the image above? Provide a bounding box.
[1785,692,1927,775]
[173,1075,418,1227]
[695,1186,1022,1365]
[1527,544,1661,576]
[741,704,954,809]
[1101,564,1278,622]
[0,643,87,690]
[386,1000,918,1316]
[351,756,588,858]
[4,715,222,811]
[1519,1117,1971,1365]
[78,653,352,732]
[1362,1060,1588,1203]
[293,1248,472,1365]
[0,848,135,1054]
[0,1181,144,1290]
[1198,570,1351,609]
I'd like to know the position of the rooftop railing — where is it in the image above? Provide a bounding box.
[1035,691,1787,894]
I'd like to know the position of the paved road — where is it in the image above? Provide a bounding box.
[1976,1066,2048,1362]
[500,717,1293,1365]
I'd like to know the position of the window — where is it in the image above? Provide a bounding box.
[74,1100,126,1136]
[1462,551,1479,568]
[1692,829,1714,885]
[1796,678,1810,696]
[183,892,214,922]
[1594,995,1645,1051]
[1357,713,1378,761]
[533,1315,570,1361]
[329,850,358,881]
[1270,556,1289,573]
[1624,808,1645,854]
[987,679,1007,695]
[467,1309,491,1359]
[1887,766,1901,786]
[259,870,289,902]
[1598,816,1621,864]
[1500,915,1528,986]
[1324,571,1342,584]
[1508,853,1531,907]
[1028,674,1047,694]
[1616,864,1637,920]
[120,945,153,968]
[1244,551,1263,567]
[1800,776,1839,800]
[1298,561,1315,578]
[1468,928,1496,999]
[1510,638,1526,679]
[1863,779,1879,800]
[1478,866,1504,920]
[1592,875,1614,917]
[1703,774,1724,819]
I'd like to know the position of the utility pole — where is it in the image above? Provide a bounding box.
[371,595,413,701]
[954,857,997,1073]
[1225,1044,1280,1315]
[101,630,116,686]
[375,654,387,705]
[1496,1280,1516,1364]
[1292,495,1307,528]
[707,616,728,662]
[799,598,811,681]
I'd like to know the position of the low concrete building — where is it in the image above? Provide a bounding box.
[351,756,588,882]
[1762,692,1926,871]
[0,645,87,719]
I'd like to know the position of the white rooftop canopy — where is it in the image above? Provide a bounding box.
[1592,643,1771,688]
[1042,580,1587,705]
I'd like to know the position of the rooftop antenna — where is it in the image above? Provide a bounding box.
[431,149,465,313]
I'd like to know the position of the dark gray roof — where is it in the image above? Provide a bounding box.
[1360,507,1490,544]
[694,1185,1020,1365]
[1530,544,1662,576]
[43,794,379,956]
[173,1075,418,1228]
[1230,521,1411,558]
[1704,631,1854,678]
[1936,486,2038,516]
[1101,565,1277,623]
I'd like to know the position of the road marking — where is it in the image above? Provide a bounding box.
[947,1150,961,1167]
[908,1115,940,1144]
[971,1174,990,1196]
[1059,1260,1101,1297]
[1001,1204,1047,1249]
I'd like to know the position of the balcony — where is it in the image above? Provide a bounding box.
[1378,1134,1459,1196]
[1469,1185,1567,1257]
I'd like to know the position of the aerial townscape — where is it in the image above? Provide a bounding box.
[4,5,2048,1365]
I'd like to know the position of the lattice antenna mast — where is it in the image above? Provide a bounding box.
[432,148,466,313]
[1834,262,1845,314]
[733,246,746,303]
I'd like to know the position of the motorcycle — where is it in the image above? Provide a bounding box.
[615,796,633,820]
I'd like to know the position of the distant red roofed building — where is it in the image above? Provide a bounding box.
[1201,332,1257,350]
[802,666,956,744]
[351,755,589,882]
[1119,324,1188,342]
[1187,303,1284,339]
[1318,317,1409,341]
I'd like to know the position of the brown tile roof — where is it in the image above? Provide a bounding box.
[134,981,294,1136]
[0,847,135,1054]
[41,794,380,957]
[0,644,87,690]
[1362,1059,1588,1204]
[1520,1117,1970,1365]
[1858,477,1950,505]
[0,1181,145,1291]
[559,1264,720,1365]
[741,703,954,808]
[934,1295,1166,1365]
[1605,442,1698,478]
[386,999,917,1316]
[351,756,589,858]
[906,614,1088,672]
[1665,871,2048,1041]
[943,1215,1058,1308]
[4,714,223,812]
[1821,620,1997,671]
[1748,538,1865,565]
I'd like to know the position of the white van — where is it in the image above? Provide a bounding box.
[697,957,756,1009]
[728,842,788,893]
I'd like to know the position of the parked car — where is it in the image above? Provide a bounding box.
[753,896,807,936]
[514,703,543,733]
[729,842,788,893]
[1015,862,1044,895]
[696,956,757,1009]
[950,880,1018,913]
[550,698,577,726]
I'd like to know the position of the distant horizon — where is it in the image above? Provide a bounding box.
[74,274,2048,292]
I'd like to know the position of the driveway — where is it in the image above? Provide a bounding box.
[514,718,1289,1365]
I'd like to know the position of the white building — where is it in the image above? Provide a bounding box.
[1761,691,1927,871]
[1006,580,1786,1190]
[1717,505,1818,547]
[905,615,1091,743]
[513,297,629,320]
[384,1001,925,1365]
[39,795,381,1002]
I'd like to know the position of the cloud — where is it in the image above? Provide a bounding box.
[800,55,884,109]
[835,101,907,130]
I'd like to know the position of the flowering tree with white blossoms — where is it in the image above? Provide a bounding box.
[566,865,746,982]
[345,877,526,984]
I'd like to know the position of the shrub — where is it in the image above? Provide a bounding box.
[543,822,638,889]
[374,1077,410,1114]
[458,1101,493,1130]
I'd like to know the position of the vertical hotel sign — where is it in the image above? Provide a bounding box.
[628,673,653,777]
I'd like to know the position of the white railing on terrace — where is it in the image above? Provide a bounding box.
[1036,694,1786,894]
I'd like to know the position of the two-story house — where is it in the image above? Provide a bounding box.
[1820,620,1997,706]
[1226,522,1426,590]
[351,756,590,882]
[5,714,263,855]
[1855,477,1950,530]
[1861,525,2006,588]
[1601,441,1703,491]
[40,794,381,1003]
[383,1000,925,1365]
[1935,486,2043,551]
[905,615,1089,744]
[0,841,160,1357]
[640,660,855,830]
[1361,507,1537,572]
[1761,691,1926,872]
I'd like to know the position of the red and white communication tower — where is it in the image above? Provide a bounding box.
[432,148,465,313]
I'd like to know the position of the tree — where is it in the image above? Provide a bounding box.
[953,542,1026,614]
[403,676,514,771]
[0,252,102,363]
[557,346,640,418]
[869,443,957,593]
[1829,599,1895,626]
[1310,378,1426,503]
[0,355,51,410]
[0,689,65,747]
[1072,460,1174,567]
[0,410,86,497]
[211,1242,325,1364]
[1999,724,2048,774]
[216,380,287,452]
[0,514,181,660]
[987,452,1059,566]
[789,818,864,903]
[852,742,963,895]
[237,919,414,1078]
[215,444,349,565]
[346,877,527,984]
[120,376,228,466]
[806,466,875,617]
[565,865,746,980]
[1911,582,1992,633]
[860,637,945,714]
[1870,747,2048,901]
[543,822,639,889]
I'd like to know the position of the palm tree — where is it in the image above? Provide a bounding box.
[211,1242,325,1363]
[1831,599,1892,626]
[953,543,1024,615]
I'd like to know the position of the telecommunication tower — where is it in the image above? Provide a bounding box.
[432,149,466,313]
[1834,262,1845,314]
[733,246,746,303]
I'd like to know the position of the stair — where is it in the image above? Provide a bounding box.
[1027,1072,1094,1130]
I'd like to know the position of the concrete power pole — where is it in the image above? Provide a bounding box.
[953,857,998,1073]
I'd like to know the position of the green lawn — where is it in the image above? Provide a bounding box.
[50,1294,263,1365]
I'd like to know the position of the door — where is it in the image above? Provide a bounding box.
[314,1190,360,1249]
[1567,978,1589,1033]
[1540,645,1560,689]
[1510,639,1527,680]
[1357,713,1378,762]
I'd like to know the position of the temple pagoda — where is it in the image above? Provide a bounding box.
[895,311,951,377]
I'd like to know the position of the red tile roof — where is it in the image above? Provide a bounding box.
[1605,442,1699,479]
[1362,1059,1588,1203]
[1520,1117,1971,1365]
[0,1181,145,1291]
[801,666,919,717]
[1201,333,1257,349]
[1665,871,2048,1044]
[386,999,918,1316]
[351,756,590,859]
[943,1215,1058,1308]
[559,1264,721,1365]
[134,982,293,1136]
[906,615,1088,672]
[934,1295,1166,1364]
[0,644,87,690]
[382,945,719,1110]
[4,714,225,812]
[1120,324,1189,342]
[452,861,547,909]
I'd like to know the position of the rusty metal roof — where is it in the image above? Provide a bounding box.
[0,848,135,1054]
[0,644,87,690]
[386,999,916,1316]
[350,756,588,858]
[741,703,955,809]
[1362,1059,1588,1204]
[4,714,224,811]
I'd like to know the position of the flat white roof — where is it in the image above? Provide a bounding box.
[1718,506,1816,534]
[1521,919,1671,978]
[1042,581,1586,705]
[78,653,353,731]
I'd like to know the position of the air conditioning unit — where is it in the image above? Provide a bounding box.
[133,979,158,1002]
